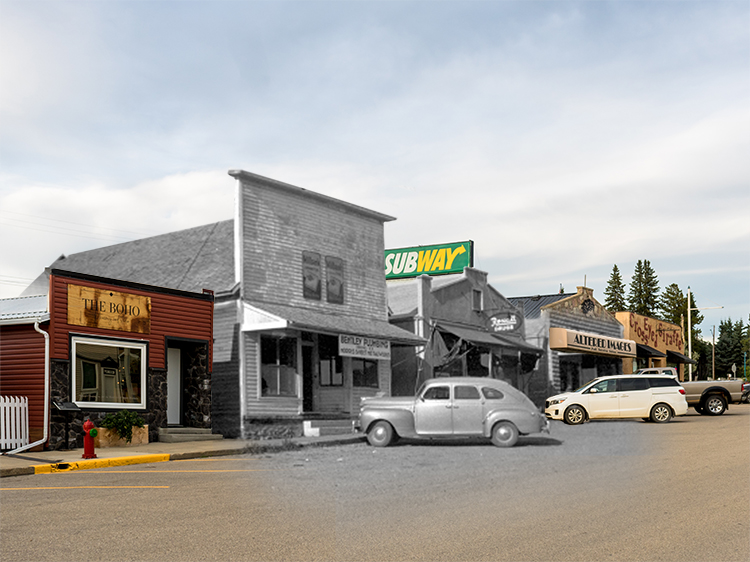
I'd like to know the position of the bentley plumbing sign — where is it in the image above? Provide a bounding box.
[384,241,473,280]
[339,335,391,360]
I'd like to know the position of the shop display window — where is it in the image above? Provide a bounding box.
[71,336,147,409]
[352,358,379,388]
[319,334,343,386]
[261,336,298,396]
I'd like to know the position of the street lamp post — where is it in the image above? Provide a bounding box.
[686,286,723,381]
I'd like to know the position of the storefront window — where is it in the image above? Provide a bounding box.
[261,336,298,396]
[352,358,379,388]
[71,336,147,409]
[319,334,343,386]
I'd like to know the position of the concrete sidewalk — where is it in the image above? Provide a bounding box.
[0,433,366,478]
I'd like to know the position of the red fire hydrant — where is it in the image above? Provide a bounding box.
[82,419,98,459]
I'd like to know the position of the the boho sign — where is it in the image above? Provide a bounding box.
[67,284,151,334]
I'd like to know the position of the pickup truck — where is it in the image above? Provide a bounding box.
[633,368,748,415]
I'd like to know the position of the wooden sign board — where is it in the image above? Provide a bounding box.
[67,284,151,334]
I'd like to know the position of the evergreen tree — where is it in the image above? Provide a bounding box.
[603,265,627,312]
[715,318,745,378]
[627,259,660,317]
[659,283,685,326]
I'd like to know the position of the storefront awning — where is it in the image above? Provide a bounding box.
[241,300,426,346]
[636,343,666,358]
[667,350,697,365]
[436,322,543,355]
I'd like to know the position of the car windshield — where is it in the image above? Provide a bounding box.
[573,379,600,393]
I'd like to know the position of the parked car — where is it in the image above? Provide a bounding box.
[357,377,549,448]
[545,375,688,425]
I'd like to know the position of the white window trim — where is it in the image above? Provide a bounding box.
[71,335,147,409]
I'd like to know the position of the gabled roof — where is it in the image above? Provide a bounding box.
[0,294,49,325]
[22,220,234,296]
[507,293,574,319]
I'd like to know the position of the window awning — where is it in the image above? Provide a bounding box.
[636,344,666,358]
[667,350,697,365]
[241,300,426,346]
[436,322,543,355]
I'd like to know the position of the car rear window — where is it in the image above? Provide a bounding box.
[619,378,649,391]
[481,387,504,400]
[648,377,679,388]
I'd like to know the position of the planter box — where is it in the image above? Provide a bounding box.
[94,425,149,448]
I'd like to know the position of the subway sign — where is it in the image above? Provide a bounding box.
[385,241,473,280]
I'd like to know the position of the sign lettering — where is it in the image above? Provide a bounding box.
[338,335,391,360]
[67,284,151,334]
[384,241,473,280]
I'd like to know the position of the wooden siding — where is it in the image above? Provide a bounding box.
[0,324,47,432]
[49,274,213,370]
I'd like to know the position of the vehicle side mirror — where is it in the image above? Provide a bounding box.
[589,388,598,394]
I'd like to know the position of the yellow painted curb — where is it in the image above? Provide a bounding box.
[34,454,170,474]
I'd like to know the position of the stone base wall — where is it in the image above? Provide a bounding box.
[243,418,303,440]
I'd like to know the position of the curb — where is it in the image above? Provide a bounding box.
[1,434,365,478]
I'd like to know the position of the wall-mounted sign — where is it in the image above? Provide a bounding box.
[490,312,522,334]
[67,284,151,334]
[384,241,473,280]
[339,334,391,360]
[549,327,635,358]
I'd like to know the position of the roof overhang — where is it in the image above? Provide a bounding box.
[436,322,543,355]
[0,295,50,326]
[636,343,667,358]
[241,301,426,346]
[667,350,697,365]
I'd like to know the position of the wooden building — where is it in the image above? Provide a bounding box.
[1,270,214,451]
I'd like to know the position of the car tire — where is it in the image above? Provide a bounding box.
[491,421,519,447]
[650,403,673,423]
[367,421,395,447]
[704,394,727,416]
[694,404,704,414]
[563,405,586,425]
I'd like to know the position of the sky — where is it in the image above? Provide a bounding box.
[1,0,748,341]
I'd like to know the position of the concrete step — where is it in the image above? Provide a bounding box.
[158,427,223,443]
[302,419,356,437]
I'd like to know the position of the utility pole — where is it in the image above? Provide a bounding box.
[686,286,723,381]
[711,326,715,381]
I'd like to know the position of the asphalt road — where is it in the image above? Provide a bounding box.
[2,407,748,562]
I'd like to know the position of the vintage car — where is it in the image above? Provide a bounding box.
[357,377,549,447]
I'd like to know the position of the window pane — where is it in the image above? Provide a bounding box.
[74,341,144,406]
[352,358,378,388]
[423,386,450,400]
[482,387,504,400]
[455,385,480,400]
[302,251,322,300]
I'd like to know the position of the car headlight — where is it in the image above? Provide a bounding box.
[548,398,566,406]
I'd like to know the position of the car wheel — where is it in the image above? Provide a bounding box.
[491,421,519,447]
[367,421,395,447]
[704,394,727,416]
[563,405,586,425]
[650,403,673,423]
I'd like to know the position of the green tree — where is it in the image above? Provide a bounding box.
[627,259,660,317]
[715,318,745,378]
[659,283,704,348]
[603,264,627,311]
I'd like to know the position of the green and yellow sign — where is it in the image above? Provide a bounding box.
[384,241,473,280]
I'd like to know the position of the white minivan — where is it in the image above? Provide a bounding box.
[545,375,688,425]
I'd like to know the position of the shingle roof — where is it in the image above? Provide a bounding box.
[507,293,574,319]
[22,220,234,296]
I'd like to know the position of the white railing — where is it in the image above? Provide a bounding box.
[1,396,29,451]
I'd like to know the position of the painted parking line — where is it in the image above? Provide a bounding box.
[1,486,170,490]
